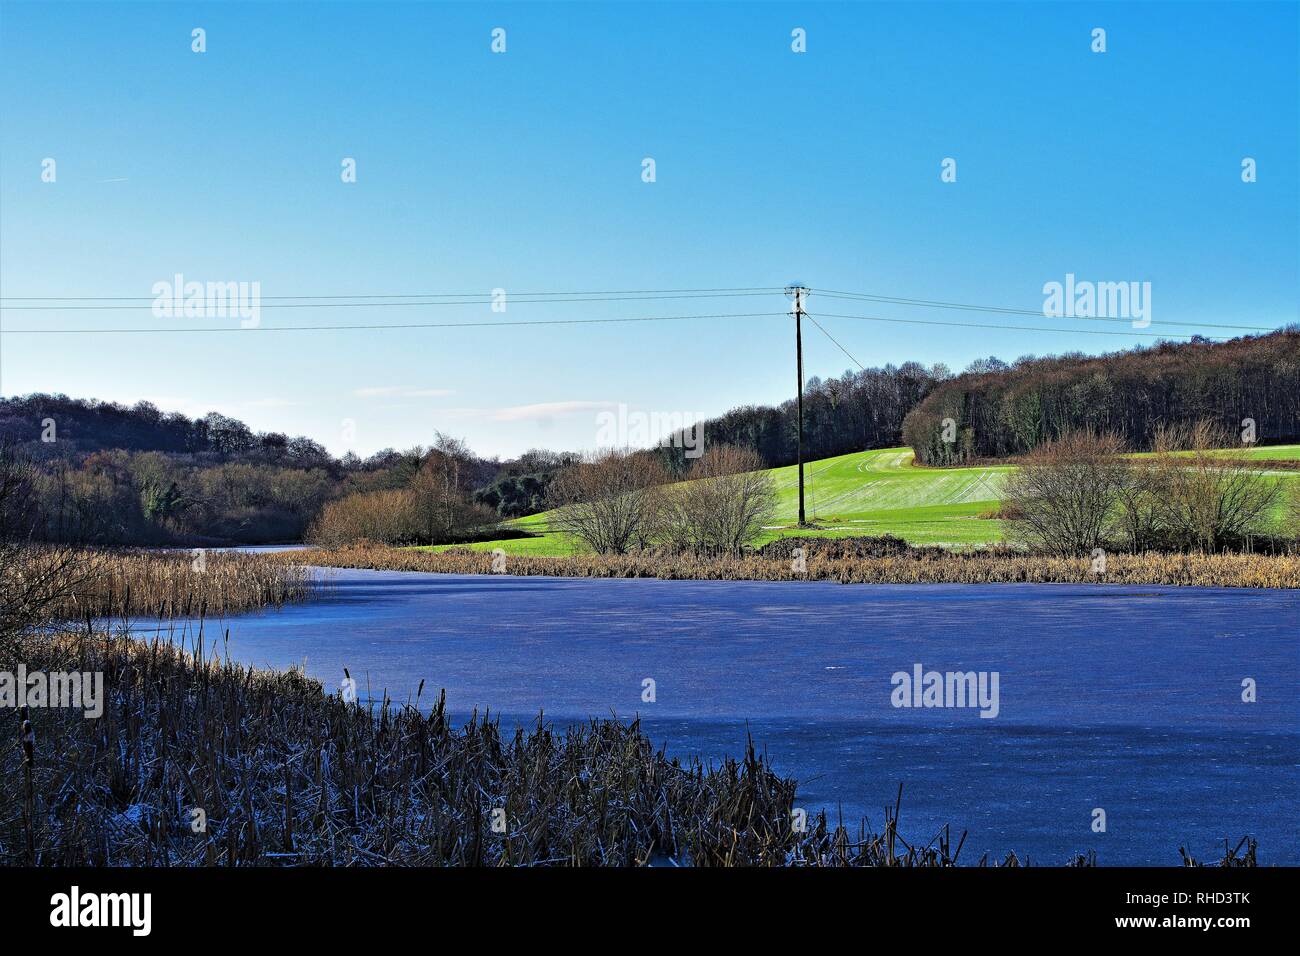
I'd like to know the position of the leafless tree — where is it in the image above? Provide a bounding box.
[660,445,776,554]
[409,433,493,543]
[546,449,666,554]
[1150,421,1280,551]
[1002,431,1128,556]
[1112,448,1165,552]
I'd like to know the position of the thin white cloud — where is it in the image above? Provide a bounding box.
[239,398,306,409]
[441,400,616,423]
[494,400,615,422]
[353,386,454,398]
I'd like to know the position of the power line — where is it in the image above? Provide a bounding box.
[811,288,1275,333]
[814,287,1055,316]
[2,283,1278,335]
[0,283,1281,342]
[803,311,868,372]
[815,310,1229,340]
[0,310,787,335]
[0,307,1255,341]
[0,290,783,310]
[0,285,782,301]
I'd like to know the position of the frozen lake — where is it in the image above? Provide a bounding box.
[128,569,1299,865]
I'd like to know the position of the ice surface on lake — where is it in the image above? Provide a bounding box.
[127,571,1299,865]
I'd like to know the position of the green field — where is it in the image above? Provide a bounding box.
[758,446,1012,546]
[419,447,1011,555]
[1238,444,1300,460]
[413,443,1300,557]
[1132,443,1300,463]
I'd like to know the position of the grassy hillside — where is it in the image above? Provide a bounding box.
[419,443,1300,557]
[422,447,1010,555]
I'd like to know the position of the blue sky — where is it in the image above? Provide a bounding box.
[1,1,1296,458]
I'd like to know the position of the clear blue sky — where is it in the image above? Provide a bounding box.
[1,1,1296,458]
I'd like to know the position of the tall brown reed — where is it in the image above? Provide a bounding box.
[0,628,947,866]
[40,548,319,620]
[294,544,1300,589]
[2,628,1256,866]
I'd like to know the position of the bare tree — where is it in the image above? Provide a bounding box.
[409,434,492,543]
[1112,450,1165,552]
[1002,431,1128,556]
[546,450,666,554]
[660,445,776,554]
[1150,421,1280,551]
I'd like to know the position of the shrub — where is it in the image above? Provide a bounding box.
[1002,432,1128,556]
[658,445,776,555]
[758,534,946,560]
[546,450,666,554]
[306,488,419,547]
[1148,422,1282,551]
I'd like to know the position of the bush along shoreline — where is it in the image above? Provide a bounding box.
[0,630,1259,867]
[289,538,1300,589]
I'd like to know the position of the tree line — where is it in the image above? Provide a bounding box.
[0,359,949,542]
[0,397,502,545]
[7,331,1296,546]
[904,331,1300,465]
[0,394,337,465]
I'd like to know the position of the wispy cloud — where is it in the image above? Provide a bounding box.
[442,400,615,423]
[353,386,454,399]
[239,398,306,409]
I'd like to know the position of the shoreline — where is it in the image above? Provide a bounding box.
[286,545,1300,590]
[4,629,1265,868]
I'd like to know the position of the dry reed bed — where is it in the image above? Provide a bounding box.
[0,630,1035,867]
[2,631,1257,867]
[42,548,319,619]
[293,545,1300,589]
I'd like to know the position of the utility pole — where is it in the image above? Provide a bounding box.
[785,283,809,526]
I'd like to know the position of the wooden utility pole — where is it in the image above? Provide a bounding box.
[786,283,809,526]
